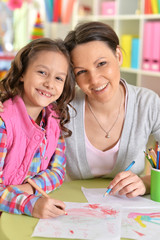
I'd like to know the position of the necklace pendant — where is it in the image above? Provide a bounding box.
[105,133,110,138]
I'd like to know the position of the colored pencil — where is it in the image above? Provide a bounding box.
[27,178,67,214]
[148,148,157,163]
[144,151,155,168]
[148,153,156,167]
[156,145,160,169]
[104,161,135,197]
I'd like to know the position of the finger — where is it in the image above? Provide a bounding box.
[117,175,146,197]
[108,171,132,194]
[123,181,146,198]
[52,206,65,216]
[52,199,66,211]
[108,171,132,188]
[111,174,137,195]
[126,187,144,198]
[48,199,66,216]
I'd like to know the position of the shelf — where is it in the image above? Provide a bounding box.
[121,67,160,77]
[71,0,160,95]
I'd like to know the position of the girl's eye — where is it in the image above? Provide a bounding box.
[38,70,46,75]
[97,61,107,67]
[75,69,86,76]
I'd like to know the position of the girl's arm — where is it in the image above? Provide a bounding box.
[0,117,39,215]
[28,136,66,195]
[0,118,66,218]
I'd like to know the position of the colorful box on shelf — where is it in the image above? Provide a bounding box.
[101,1,116,16]
[142,21,160,72]
[145,0,160,14]
[121,34,139,69]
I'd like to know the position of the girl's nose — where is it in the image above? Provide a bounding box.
[43,78,54,89]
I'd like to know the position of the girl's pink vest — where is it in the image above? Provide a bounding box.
[0,96,60,185]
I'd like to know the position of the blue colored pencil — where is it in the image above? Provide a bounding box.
[104,161,135,197]
[156,145,160,169]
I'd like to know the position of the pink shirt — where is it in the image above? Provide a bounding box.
[85,134,119,176]
[85,82,128,177]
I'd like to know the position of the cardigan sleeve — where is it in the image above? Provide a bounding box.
[29,135,66,195]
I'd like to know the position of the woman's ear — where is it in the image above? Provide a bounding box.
[20,75,24,82]
[116,47,123,66]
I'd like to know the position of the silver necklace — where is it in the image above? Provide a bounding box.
[87,89,123,139]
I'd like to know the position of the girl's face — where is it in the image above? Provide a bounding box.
[20,50,68,117]
[71,41,122,103]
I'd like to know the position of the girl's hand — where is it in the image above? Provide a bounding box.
[32,197,66,219]
[107,171,146,198]
[0,101,4,112]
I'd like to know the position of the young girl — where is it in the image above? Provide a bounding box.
[0,38,75,218]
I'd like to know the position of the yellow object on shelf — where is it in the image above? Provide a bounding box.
[121,34,133,68]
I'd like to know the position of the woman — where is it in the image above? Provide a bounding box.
[64,21,160,198]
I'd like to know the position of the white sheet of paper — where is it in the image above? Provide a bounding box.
[81,187,160,209]
[121,208,160,240]
[32,202,122,240]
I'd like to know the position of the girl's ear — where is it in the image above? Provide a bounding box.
[116,47,123,66]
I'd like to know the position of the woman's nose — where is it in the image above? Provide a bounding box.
[88,71,99,85]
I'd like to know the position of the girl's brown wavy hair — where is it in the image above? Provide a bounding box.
[0,38,75,137]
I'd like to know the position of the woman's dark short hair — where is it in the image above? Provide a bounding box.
[64,21,119,54]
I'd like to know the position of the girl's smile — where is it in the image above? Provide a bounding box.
[20,50,68,121]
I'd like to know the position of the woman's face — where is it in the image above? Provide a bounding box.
[71,41,123,103]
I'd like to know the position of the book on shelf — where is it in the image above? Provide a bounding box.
[145,0,152,13]
[131,38,139,69]
[142,21,160,72]
[44,0,53,22]
[142,21,152,70]
[53,0,59,22]
[121,34,133,68]
[151,21,160,71]
[145,0,160,14]
[151,0,159,13]
[44,0,75,23]
[158,0,160,12]
[61,0,75,23]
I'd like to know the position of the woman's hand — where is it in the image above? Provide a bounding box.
[106,171,147,198]
[0,101,4,112]
[32,197,66,219]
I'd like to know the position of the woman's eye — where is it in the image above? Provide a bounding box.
[97,61,107,67]
[56,76,64,82]
[76,70,86,76]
